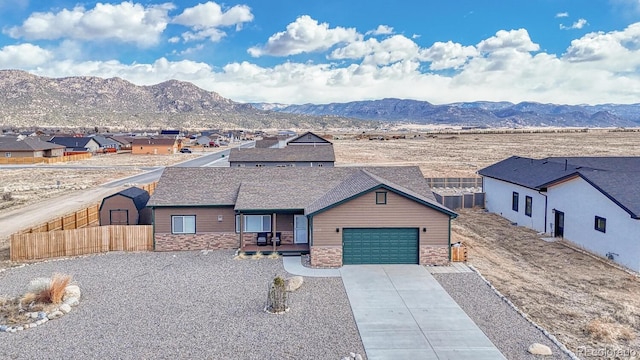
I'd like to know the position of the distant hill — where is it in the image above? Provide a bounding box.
[252,98,640,128]
[0,70,374,130]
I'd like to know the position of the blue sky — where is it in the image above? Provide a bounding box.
[0,1,639,105]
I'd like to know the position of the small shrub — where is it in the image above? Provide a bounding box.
[585,319,611,341]
[266,276,288,313]
[31,273,72,305]
[251,251,264,260]
[266,252,280,259]
[233,251,249,260]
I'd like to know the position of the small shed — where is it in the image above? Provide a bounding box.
[99,187,152,225]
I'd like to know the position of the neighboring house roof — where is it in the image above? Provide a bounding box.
[254,139,280,148]
[100,187,150,211]
[478,156,640,219]
[0,137,64,151]
[109,136,134,146]
[228,145,335,163]
[89,135,121,148]
[286,131,332,145]
[49,137,96,149]
[148,166,456,217]
[131,138,178,146]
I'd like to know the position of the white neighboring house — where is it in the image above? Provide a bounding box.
[479,156,640,271]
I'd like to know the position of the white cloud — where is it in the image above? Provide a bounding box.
[248,15,360,57]
[366,25,394,36]
[329,35,421,66]
[0,43,52,67]
[477,29,540,53]
[563,23,640,70]
[420,41,478,70]
[555,12,569,18]
[6,1,174,47]
[560,18,588,30]
[172,2,253,42]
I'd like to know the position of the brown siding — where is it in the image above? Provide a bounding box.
[100,195,139,225]
[153,207,236,233]
[275,213,294,231]
[312,191,450,247]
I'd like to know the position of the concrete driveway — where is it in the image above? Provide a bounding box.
[340,265,507,360]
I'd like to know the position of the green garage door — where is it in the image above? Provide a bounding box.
[342,228,419,265]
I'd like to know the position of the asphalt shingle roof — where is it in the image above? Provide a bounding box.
[0,137,65,151]
[49,137,95,148]
[228,145,335,163]
[148,166,455,217]
[478,156,640,218]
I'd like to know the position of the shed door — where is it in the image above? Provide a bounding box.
[110,209,129,225]
[343,228,418,265]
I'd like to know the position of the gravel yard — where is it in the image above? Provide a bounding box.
[0,251,365,360]
[433,272,573,360]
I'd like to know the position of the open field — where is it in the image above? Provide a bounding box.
[333,130,640,177]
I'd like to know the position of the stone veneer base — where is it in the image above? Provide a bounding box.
[155,232,238,251]
[310,246,343,268]
[420,245,449,265]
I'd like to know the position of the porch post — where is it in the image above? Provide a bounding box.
[239,213,244,250]
[272,213,277,252]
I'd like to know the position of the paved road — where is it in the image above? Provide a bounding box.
[341,265,506,360]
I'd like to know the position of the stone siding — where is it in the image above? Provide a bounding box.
[155,232,238,251]
[310,246,342,268]
[420,245,449,265]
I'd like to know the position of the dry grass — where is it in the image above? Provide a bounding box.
[28,273,73,305]
[233,251,249,260]
[333,130,640,177]
[266,252,280,259]
[251,251,264,260]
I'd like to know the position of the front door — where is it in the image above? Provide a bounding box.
[294,215,308,244]
[554,210,564,237]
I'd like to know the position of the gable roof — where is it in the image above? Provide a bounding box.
[89,135,120,147]
[286,131,332,145]
[478,156,640,219]
[148,166,456,217]
[100,187,150,211]
[49,137,97,148]
[228,145,335,163]
[0,137,64,151]
[131,138,178,146]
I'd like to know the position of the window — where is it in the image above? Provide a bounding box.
[172,215,195,234]
[595,216,606,233]
[4,152,10,158]
[235,215,271,233]
[525,196,532,217]
[376,191,387,205]
[512,192,519,212]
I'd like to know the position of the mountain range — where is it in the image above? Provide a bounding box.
[0,70,371,130]
[1,69,638,130]
[251,98,640,128]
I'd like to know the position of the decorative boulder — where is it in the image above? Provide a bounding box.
[63,285,81,301]
[64,297,80,307]
[59,303,72,314]
[47,311,64,320]
[285,276,304,292]
[528,343,552,356]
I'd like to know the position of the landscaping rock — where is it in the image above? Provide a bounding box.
[48,311,64,320]
[64,297,80,307]
[0,325,7,332]
[528,343,553,355]
[354,354,363,360]
[59,303,72,314]
[63,285,81,300]
[37,311,47,320]
[285,276,304,292]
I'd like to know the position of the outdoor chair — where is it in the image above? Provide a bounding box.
[273,232,282,246]
[256,232,268,246]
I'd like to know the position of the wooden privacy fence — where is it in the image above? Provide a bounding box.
[451,245,468,262]
[19,203,100,234]
[0,153,92,165]
[140,181,157,195]
[10,225,153,261]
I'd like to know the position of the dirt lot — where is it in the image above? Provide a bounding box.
[333,130,640,177]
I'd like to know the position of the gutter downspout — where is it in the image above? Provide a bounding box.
[151,207,156,250]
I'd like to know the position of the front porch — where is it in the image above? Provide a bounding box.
[241,243,310,255]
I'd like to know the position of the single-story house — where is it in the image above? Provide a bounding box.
[131,138,181,155]
[479,156,640,271]
[147,166,457,267]
[49,136,101,153]
[0,137,65,158]
[109,136,134,150]
[286,131,332,146]
[89,135,121,151]
[99,187,152,225]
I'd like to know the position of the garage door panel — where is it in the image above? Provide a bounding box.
[343,228,418,265]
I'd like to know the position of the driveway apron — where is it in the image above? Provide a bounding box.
[340,265,506,360]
